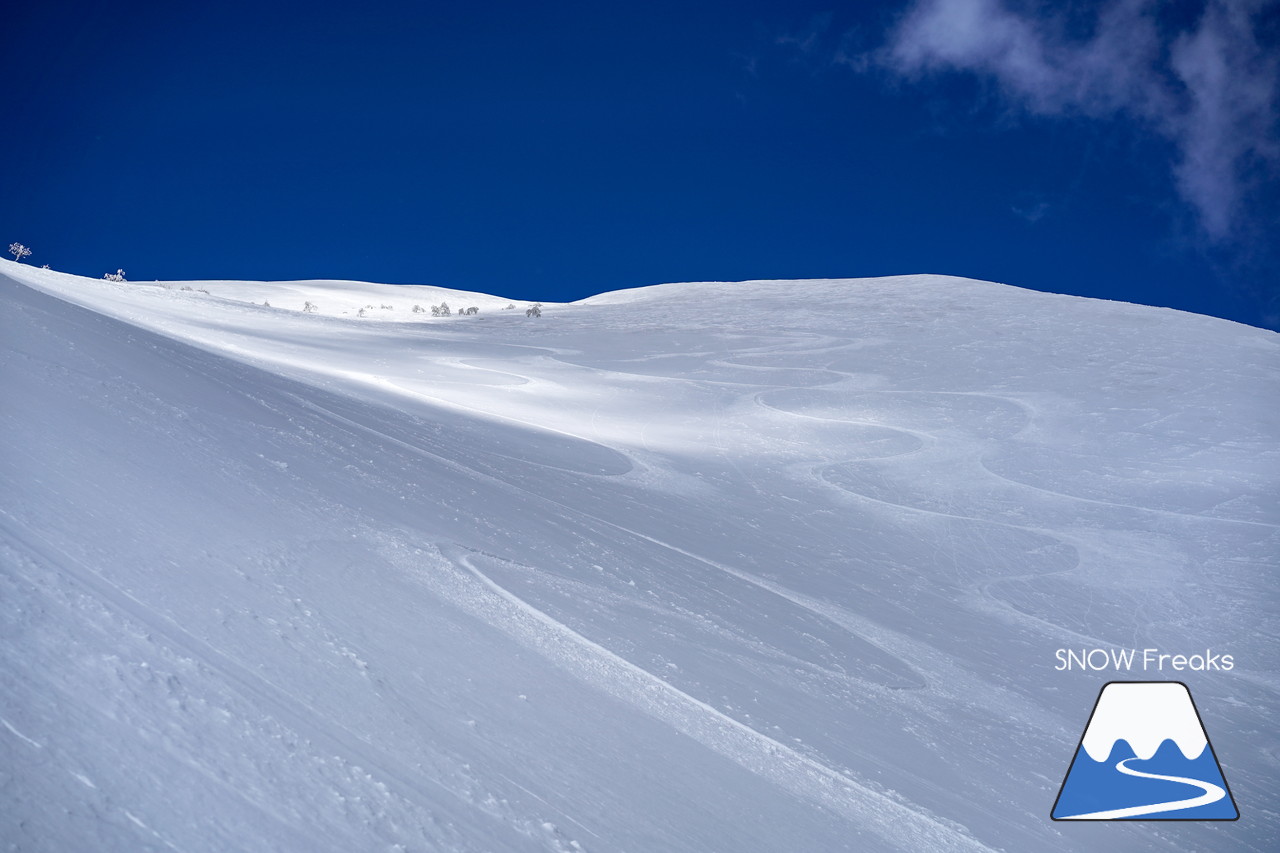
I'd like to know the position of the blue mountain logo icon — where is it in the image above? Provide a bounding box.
[1052,681,1238,820]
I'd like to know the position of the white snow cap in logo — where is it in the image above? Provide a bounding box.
[1081,682,1208,762]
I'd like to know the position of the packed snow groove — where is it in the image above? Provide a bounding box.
[2,263,1277,852]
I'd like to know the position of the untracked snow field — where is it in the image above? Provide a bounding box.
[2,264,1277,852]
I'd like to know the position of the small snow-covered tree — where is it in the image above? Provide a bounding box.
[430,305,441,316]
[464,306,478,315]
[525,304,541,317]
[505,303,515,309]
[412,304,425,313]
[263,300,271,307]
[380,303,393,310]
[103,269,126,282]
[8,243,31,263]
[437,301,451,316]
[303,300,318,313]
[40,264,50,270]
[357,307,366,317]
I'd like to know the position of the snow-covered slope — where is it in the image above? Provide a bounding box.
[2,263,1276,852]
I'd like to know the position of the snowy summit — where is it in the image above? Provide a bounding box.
[2,261,1277,852]
[1080,682,1208,762]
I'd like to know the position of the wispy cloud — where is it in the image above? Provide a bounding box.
[776,12,835,57]
[1011,199,1050,223]
[868,0,1278,240]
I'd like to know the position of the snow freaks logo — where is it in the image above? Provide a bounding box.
[1051,682,1238,821]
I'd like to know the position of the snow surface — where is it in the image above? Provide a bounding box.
[2,261,1277,852]
[1080,683,1207,762]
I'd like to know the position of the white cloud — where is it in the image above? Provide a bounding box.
[875,0,1278,239]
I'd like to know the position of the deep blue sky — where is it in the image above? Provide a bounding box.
[5,1,1277,328]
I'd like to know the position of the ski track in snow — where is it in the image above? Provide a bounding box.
[774,383,1277,660]
[1,716,43,750]
[429,544,994,853]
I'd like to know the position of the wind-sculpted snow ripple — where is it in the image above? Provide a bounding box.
[983,444,1280,526]
[753,392,926,460]
[288,387,634,478]
[554,353,843,387]
[761,387,1028,441]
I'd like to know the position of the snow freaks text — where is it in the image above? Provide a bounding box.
[1054,649,1234,672]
